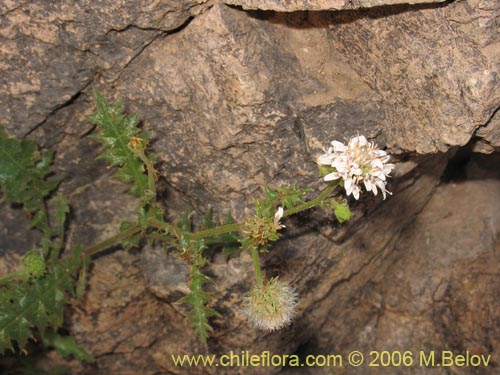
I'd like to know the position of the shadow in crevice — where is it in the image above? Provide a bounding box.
[441,144,500,183]
[441,146,472,183]
[238,0,455,29]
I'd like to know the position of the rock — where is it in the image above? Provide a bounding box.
[70,250,200,374]
[114,3,388,216]
[323,0,499,153]
[473,109,500,153]
[0,0,499,373]
[0,0,210,137]
[140,244,190,302]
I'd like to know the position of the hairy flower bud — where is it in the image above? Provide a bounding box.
[244,277,298,331]
[23,250,46,279]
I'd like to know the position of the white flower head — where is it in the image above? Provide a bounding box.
[317,135,395,200]
[244,277,298,331]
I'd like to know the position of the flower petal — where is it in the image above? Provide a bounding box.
[331,141,347,152]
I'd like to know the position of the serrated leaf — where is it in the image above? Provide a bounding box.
[0,285,35,353]
[0,247,88,355]
[75,264,88,301]
[177,211,192,232]
[89,92,149,196]
[71,245,90,301]
[224,211,235,225]
[264,185,279,205]
[179,265,218,343]
[53,196,69,232]
[0,128,58,235]
[177,240,219,343]
[276,184,308,209]
[43,331,93,363]
[118,221,141,250]
[51,196,70,259]
[200,208,215,230]
[137,203,164,229]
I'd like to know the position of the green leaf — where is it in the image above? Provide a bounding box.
[333,200,351,223]
[0,247,88,355]
[137,203,164,229]
[179,266,218,343]
[178,240,219,343]
[53,196,69,233]
[0,128,58,235]
[200,207,216,230]
[263,185,280,207]
[318,164,334,177]
[51,196,70,260]
[177,211,192,232]
[70,245,91,301]
[43,331,94,363]
[254,185,308,219]
[89,92,149,196]
[0,284,36,352]
[118,221,141,250]
[275,184,308,209]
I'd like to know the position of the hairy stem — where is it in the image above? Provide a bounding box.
[75,183,338,261]
[191,223,242,240]
[146,232,179,247]
[83,225,143,257]
[283,182,337,217]
[136,149,157,198]
[251,247,264,287]
[148,218,184,236]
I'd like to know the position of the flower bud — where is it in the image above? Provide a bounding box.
[23,250,46,279]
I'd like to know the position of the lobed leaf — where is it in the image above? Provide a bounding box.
[88,92,149,196]
[0,249,89,354]
[178,240,219,343]
[43,331,93,363]
[0,128,58,235]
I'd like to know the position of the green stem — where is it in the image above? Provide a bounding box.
[203,238,240,247]
[191,223,242,240]
[79,183,337,260]
[146,232,179,247]
[83,218,178,259]
[0,183,339,286]
[83,225,143,257]
[136,149,156,197]
[251,247,264,287]
[190,183,337,241]
[148,218,183,236]
[283,182,337,217]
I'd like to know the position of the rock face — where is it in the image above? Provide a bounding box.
[0,0,210,137]
[0,0,499,374]
[327,0,500,153]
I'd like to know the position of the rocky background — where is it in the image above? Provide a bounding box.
[0,0,499,374]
